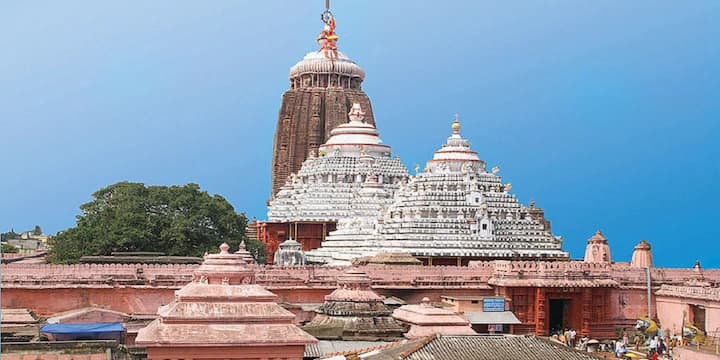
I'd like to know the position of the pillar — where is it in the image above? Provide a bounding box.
[582,288,592,336]
[534,288,546,336]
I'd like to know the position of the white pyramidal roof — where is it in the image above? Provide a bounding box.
[267,104,410,223]
[319,103,390,158]
[307,117,569,265]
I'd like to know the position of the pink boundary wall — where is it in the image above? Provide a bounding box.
[3,261,720,337]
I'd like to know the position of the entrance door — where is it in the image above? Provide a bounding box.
[691,305,706,332]
[548,299,570,335]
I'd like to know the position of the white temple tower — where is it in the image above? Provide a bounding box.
[307,117,569,265]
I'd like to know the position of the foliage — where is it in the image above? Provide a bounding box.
[2,243,19,253]
[48,182,265,264]
[1,230,19,242]
[33,225,43,235]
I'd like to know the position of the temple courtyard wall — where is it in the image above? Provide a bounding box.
[3,262,719,339]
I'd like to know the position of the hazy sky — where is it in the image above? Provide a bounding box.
[1,1,718,267]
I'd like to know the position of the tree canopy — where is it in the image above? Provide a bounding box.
[1,229,19,242]
[49,182,265,264]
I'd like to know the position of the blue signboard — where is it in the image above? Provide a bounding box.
[483,297,505,312]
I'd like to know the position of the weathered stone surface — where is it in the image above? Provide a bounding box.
[270,49,376,199]
[303,268,407,341]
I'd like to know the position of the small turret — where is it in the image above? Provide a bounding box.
[630,240,653,268]
[273,238,307,266]
[583,230,612,263]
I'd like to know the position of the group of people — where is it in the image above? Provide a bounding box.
[552,327,683,359]
[615,329,674,359]
[557,328,578,347]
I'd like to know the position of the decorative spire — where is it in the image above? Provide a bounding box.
[452,113,461,134]
[317,0,339,58]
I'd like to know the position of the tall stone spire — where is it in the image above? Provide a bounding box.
[270,6,376,199]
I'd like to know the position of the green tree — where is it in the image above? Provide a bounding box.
[33,225,43,235]
[2,243,19,253]
[48,182,265,264]
[1,229,19,242]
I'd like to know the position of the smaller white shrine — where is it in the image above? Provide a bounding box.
[307,117,569,265]
[267,103,410,223]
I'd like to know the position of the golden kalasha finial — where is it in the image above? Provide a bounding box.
[452,113,461,133]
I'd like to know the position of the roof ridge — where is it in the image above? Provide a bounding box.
[398,334,437,358]
[323,338,408,357]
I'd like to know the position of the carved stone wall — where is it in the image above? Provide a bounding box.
[270,87,375,199]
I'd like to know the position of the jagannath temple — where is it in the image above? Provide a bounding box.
[260,4,566,266]
[2,3,719,360]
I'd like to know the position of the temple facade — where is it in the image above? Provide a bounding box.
[306,118,568,265]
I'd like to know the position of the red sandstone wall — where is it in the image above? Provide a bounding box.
[3,353,108,360]
[3,261,720,338]
[2,287,175,316]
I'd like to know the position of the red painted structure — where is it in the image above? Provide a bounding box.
[255,221,335,263]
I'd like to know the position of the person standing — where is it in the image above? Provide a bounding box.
[634,334,642,350]
[657,338,666,356]
[649,336,658,353]
[570,328,577,347]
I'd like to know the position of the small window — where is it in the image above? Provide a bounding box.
[482,224,488,230]
[471,300,479,304]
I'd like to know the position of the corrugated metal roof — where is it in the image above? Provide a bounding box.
[305,340,391,358]
[463,311,521,325]
[363,335,603,360]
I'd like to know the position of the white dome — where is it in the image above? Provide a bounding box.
[289,51,365,80]
[319,103,391,158]
[426,118,484,173]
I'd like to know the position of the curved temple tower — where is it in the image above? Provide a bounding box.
[270,11,376,199]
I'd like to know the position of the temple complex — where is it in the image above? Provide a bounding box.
[135,243,316,360]
[306,118,568,265]
[3,4,720,360]
[302,268,407,341]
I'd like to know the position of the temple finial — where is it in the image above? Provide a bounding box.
[452,113,461,134]
[318,1,339,58]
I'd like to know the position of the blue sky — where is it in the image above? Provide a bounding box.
[1,1,718,267]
